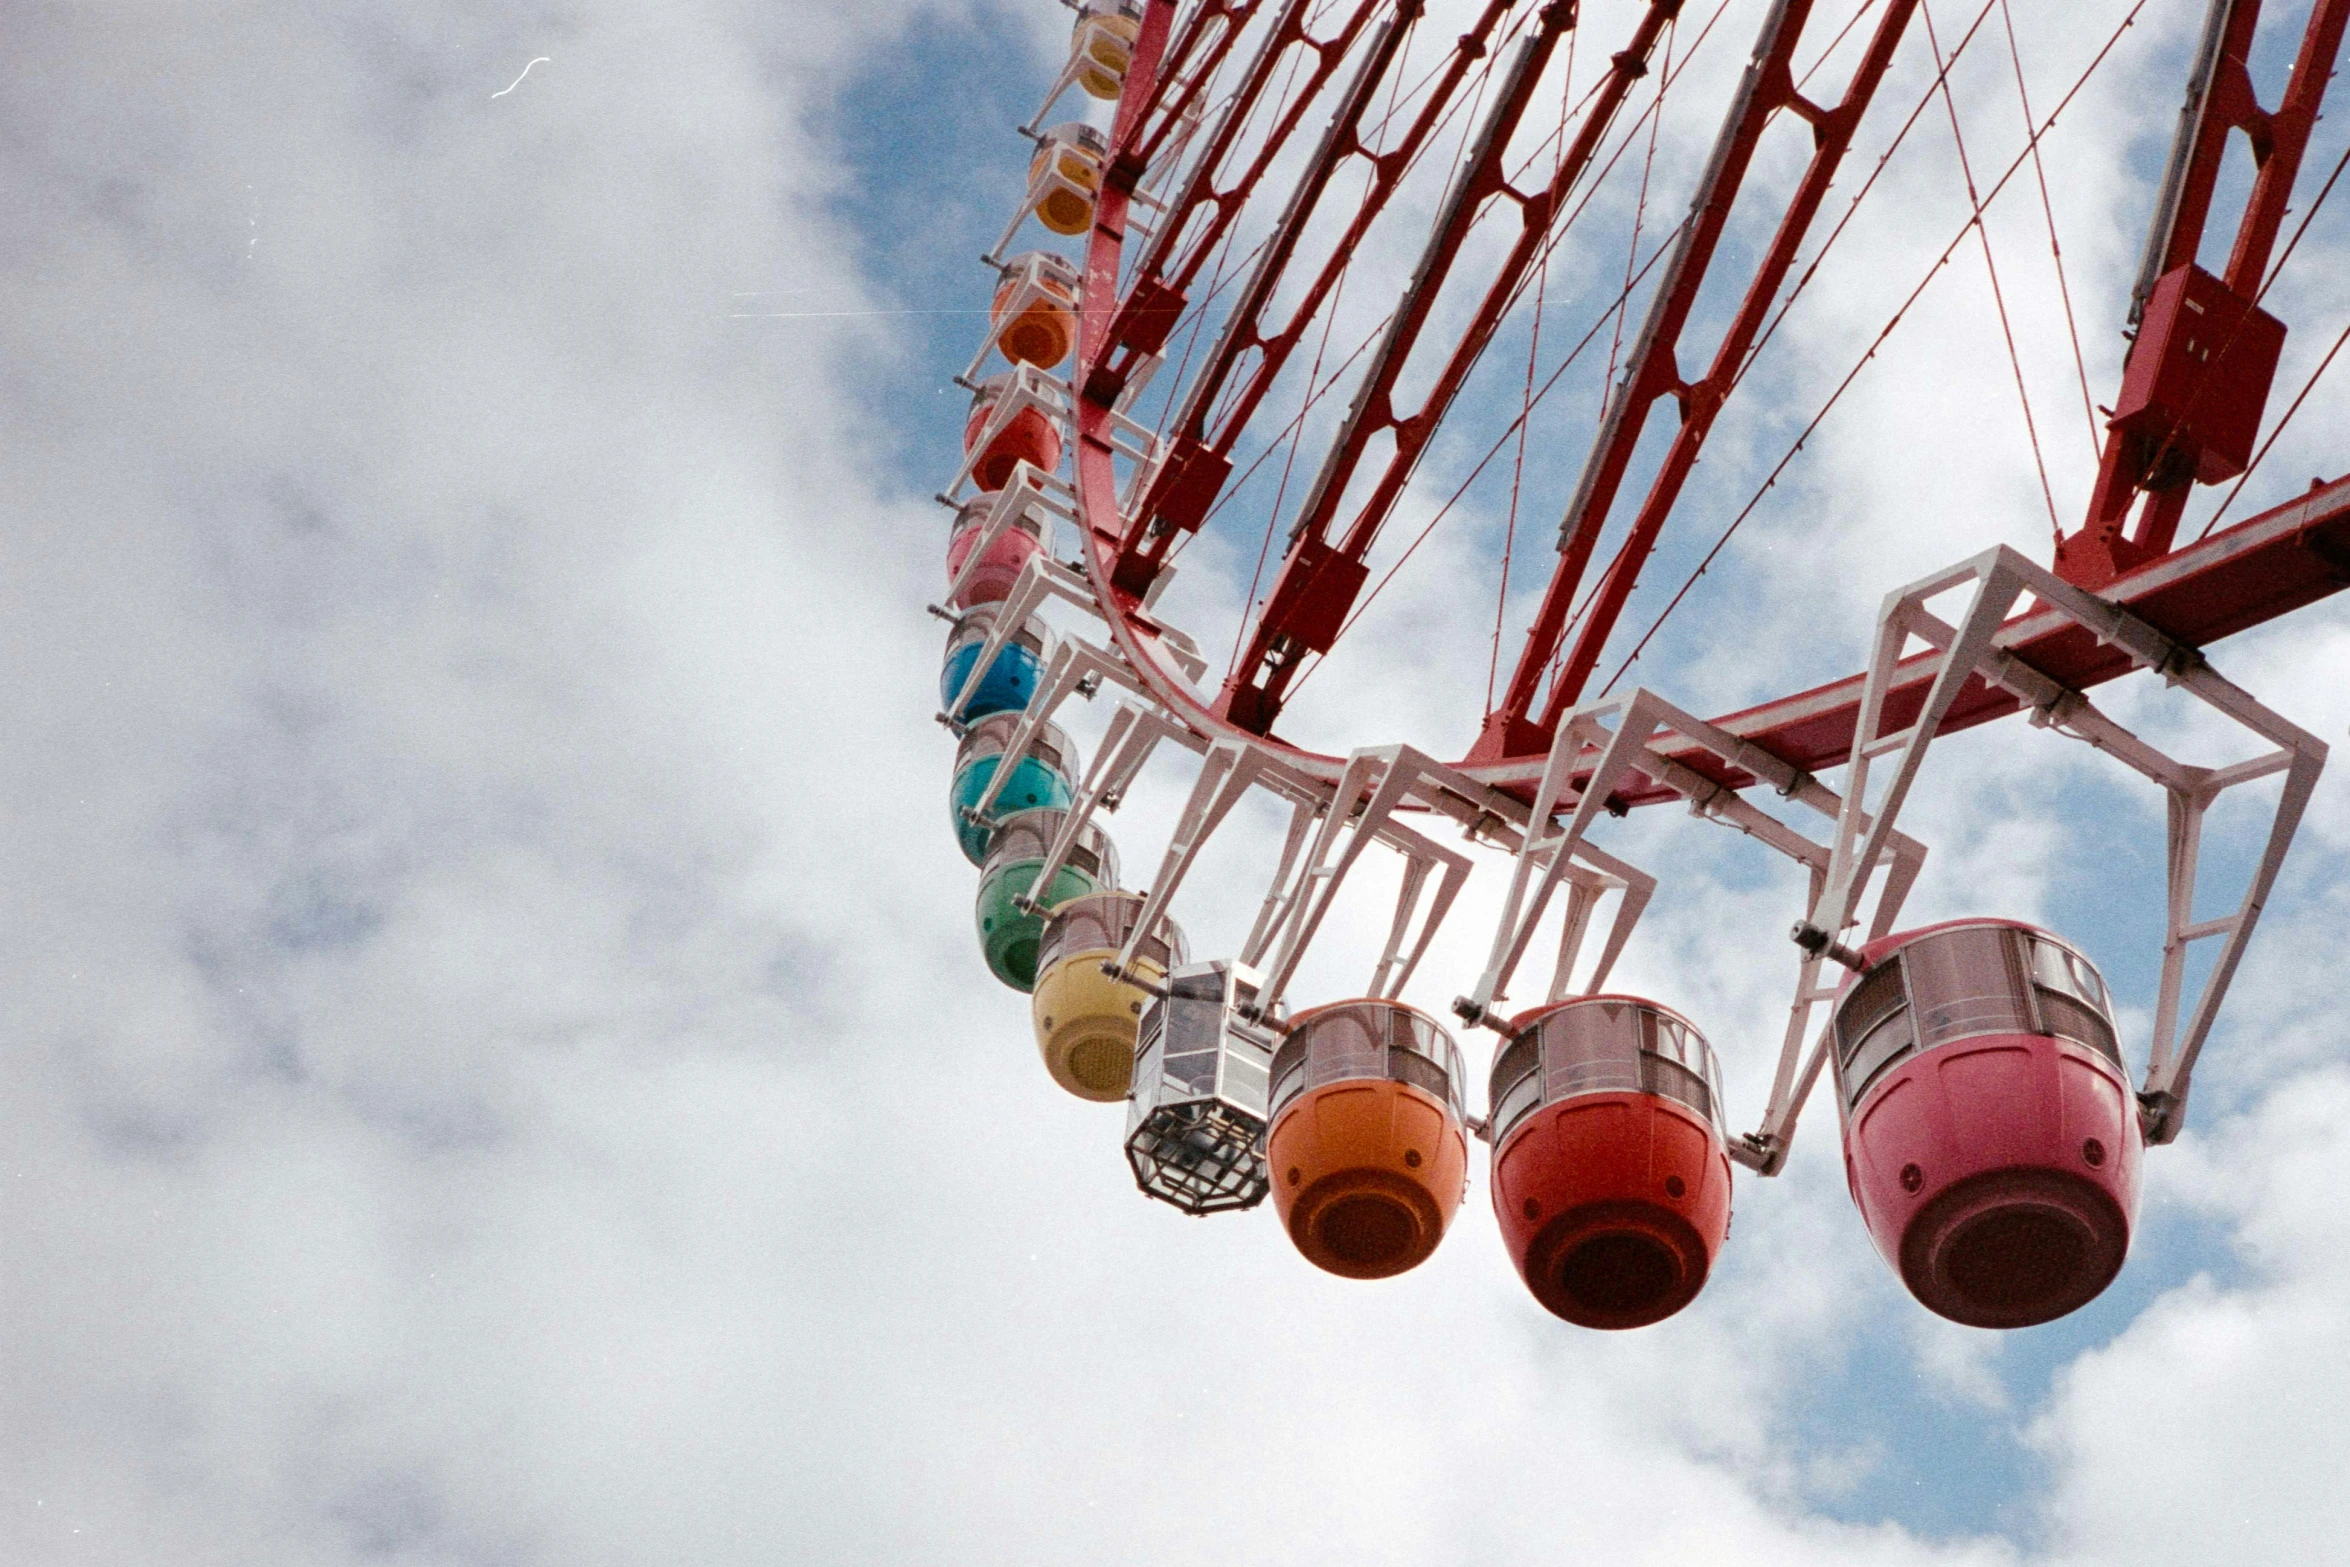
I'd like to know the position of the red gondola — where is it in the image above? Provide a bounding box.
[962,372,1064,491]
[1834,919,2141,1328]
[1489,997,1731,1329]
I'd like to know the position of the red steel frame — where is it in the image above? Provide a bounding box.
[1484,0,1923,757]
[1074,0,2350,802]
[1106,0,1520,597]
[2058,0,2350,588]
[1211,0,1679,734]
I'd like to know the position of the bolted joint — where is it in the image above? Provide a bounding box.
[2154,641,2210,685]
[1791,921,1868,972]
[1453,996,1514,1036]
[2137,1087,2184,1146]
[1103,960,1171,1001]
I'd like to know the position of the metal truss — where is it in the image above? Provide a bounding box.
[1458,684,1927,1173]
[1805,544,2326,1147]
[2063,0,2350,585]
[1218,0,1684,734]
[947,0,2346,1200]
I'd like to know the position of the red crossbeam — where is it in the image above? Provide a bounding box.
[1562,474,2350,808]
[1479,0,1923,759]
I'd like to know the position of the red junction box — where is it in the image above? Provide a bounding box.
[2110,263,2285,485]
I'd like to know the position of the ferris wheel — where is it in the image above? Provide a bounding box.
[932,0,2348,1330]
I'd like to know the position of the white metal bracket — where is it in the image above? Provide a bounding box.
[1468,687,1929,1174]
[1458,706,1657,1032]
[1113,739,1328,986]
[1251,746,1475,1017]
[1813,543,2325,1147]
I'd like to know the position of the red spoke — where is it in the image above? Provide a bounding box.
[1501,0,1933,745]
[1595,0,2158,699]
[1223,0,1693,734]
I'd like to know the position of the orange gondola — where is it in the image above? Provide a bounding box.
[1265,1000,1469,1279]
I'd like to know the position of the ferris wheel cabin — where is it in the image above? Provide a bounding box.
[939,605,1052,723]
[948,712,1077,865]
[945,495,1048,611]
[1068,0,1142,99]
[1487,997,1733,1329]
[987,251,1082,370]
[1125,960,1278,1216]
[962,374,1066,493]
[973,807,1119,991]
[1265,1001,1470,1279]
[1031,890,1187,1102]
[1834,920,2142,1329]
[1024,122,1106,237]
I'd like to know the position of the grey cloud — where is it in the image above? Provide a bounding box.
[4,3,2348,1565]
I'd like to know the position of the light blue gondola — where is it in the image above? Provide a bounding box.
[949,713,1080,864]
[940,605,1053,723]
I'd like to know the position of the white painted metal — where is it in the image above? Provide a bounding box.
[1250,746,1473,1015]
[1807,544,2326,1147]
[1454,685,1929,1174]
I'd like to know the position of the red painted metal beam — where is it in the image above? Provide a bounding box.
[1111,2,1514,595]
[1084,0,1384,414]
[1573,473,2350,809]
[1472,0,1922,760]
[1126,1,1261,177]
[1216,0,1685,736]
[1075,3,2350,818]
[1130,0,1383,300]
[2060,0,2350,587]
[1537,0,1924,734]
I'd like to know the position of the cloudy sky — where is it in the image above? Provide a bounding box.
[4,2,2348,1564]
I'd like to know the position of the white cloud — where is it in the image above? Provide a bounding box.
[2030,1068,2350,1566]
[3,2,2347,1565]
